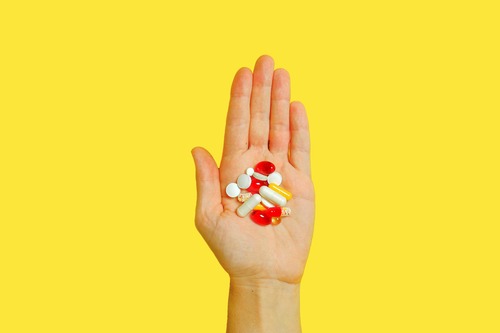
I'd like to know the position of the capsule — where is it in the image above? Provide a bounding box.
[268,183,292,200]
[247,176,268,194]
[253,203,266,211]
[252,172,268,181]
[237,192,252,203]
[250,210,272,226]
[236,194,262,217]
[265,207,282,218]
[259,186,287,207]
[261,197,275,208]
[271,217,282,225]
[281,207,292,217]
[255,161,276,176]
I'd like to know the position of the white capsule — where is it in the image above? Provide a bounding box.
[259,186,287,207]
[267,171,282,185]
[236,194,262,217]
[226,183,241,198]
[237,174,252,189]
[261,197,275,208]
[253,171,268,181]
[246,167,254,176]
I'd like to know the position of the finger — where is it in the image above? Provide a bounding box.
[249,55,274,148]
[289,101,311,176]
[269,68,291,154]
[191,147,223,222]
[223,67,252,157]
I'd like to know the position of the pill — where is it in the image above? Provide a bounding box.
[237,174,252,189]
[236,194,262,217]
[255,161,276,176]
[252,172,268,181]
[265,207,282,218]
[271,216,282,226]
[246,167,254,176]
[281,207,292,217]
[267,171,282,186]
[269,183,292,200]
[259,186,287,207]
[237,192,252,203]
[247,176,268,194]
[261,197,275,208]
[253,203,266,211]
[226,183,241,198]
[250,210,272,226]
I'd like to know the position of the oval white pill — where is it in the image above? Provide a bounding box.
[237,174,251,189]
[253,171,268,181]
[246,167,254,176]
[226,183,241,198]
[267,171,282,185]
[259,186,287,207]
[261,197,275,208]
[236,194,262,217]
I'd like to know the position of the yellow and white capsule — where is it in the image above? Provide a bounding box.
[253,203,266,211]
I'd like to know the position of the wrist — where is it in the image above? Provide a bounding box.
[227,277,301,333]
[230,276,300,293]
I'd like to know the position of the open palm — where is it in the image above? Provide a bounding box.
[192,55,315,285]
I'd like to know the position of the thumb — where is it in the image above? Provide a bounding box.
[191,147,222,218]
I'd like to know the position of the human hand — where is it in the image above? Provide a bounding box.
[191,55,315,286]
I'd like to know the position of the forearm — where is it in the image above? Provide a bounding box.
[227,278,301,333]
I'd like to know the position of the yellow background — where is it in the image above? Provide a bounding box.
[1,1,499,332]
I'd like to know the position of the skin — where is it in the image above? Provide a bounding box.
[191,55,315,333]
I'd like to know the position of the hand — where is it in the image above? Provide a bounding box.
[191,55,315,286]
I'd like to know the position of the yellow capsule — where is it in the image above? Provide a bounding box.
[253,203,266,211]
[269,183,292,200]
[271,217,282,225]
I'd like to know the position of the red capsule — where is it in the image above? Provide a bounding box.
[264,207,282,218]
[250,210,272,226]
[254,161,276,176]
[246,176,268,194]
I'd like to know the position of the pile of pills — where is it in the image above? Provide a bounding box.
[225,161,292,226]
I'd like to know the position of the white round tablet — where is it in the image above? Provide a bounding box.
[237,174,251,189]
[225,183,241,198]
[246,167,254,176]
[267,171,282,185]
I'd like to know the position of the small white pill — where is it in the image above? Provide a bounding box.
[226,183,241,198]
[246,167,254,176]
[237,174,252,189]
[261,197,275,208]
[267,171,282,185]
[253,172,268,181]
[236,194,262,217]
[259,186,287,207]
